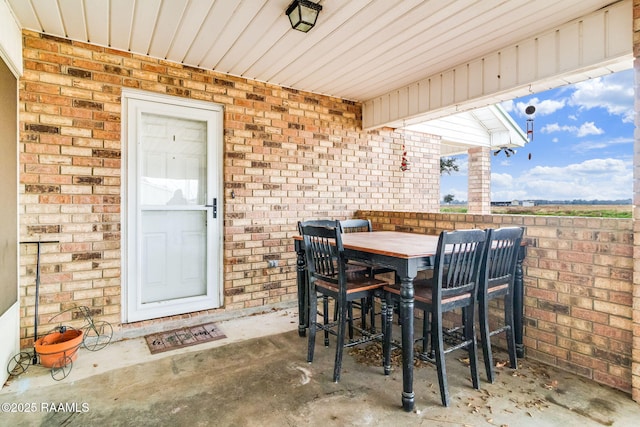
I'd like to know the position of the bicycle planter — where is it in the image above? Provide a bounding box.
[7,307,112,381]
[8,242,113,381]
[34,328,83,368]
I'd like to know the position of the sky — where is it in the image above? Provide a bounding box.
[440,68,635,203]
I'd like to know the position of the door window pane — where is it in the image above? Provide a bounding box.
[140,113,207,206]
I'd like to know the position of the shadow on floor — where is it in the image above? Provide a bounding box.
[2,312,639,426]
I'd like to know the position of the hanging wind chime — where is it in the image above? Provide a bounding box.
[493,104,536,159]
[400,135,410,172]
[525,105,535,160]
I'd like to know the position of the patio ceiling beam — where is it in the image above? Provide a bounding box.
[363,0,632,130]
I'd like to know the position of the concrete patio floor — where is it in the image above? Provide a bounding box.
[2,308,639,426]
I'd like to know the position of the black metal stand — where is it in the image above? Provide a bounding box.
[20,240,59,363]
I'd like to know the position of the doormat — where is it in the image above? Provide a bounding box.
[145,323,226,355]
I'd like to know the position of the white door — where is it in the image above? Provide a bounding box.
[124,91,223,322]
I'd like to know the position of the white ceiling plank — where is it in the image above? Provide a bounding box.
[83,0,109,47]
[308,0,479,98]
[323,0,572,100]
[147,0,189,59]
[214,1,286,74]
[246,0,374,85]
[320,0,539,98]
[225,16,290,78]
[5,0,628,113]
[130,0,162,54]
[304,0,477,95]
[109,0,135,50]
[360,0,611,100]
[58,0,87,41]
[199,0,269,70]
[164,0,215,63]
[7,0,41,30]
[274,0,423,87]
[31,0,65,35]
[364,8,632,130]
[180,0,240,66]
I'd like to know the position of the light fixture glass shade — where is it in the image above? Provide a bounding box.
[286,0,322,33]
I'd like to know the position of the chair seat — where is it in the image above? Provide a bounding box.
[384,279,472,306]
[486,282,509,296]
[317,277,387,294]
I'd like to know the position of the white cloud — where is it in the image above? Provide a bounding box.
[571,136,633,154]
[491,158,631,201]
[540,123,563,133]
[576,122,604,137]
[491,172,529,201]
[569,71,634,123]
[491,172,513,187]
[540,121,603,137]
[530,98,566,116]
[503,97,566,118]
[500,99,515,113]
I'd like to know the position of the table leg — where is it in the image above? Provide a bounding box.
[295,240,307,337]
[514,245,526,358]
[399,276,415,412]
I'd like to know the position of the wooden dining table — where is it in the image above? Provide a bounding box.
[293,230,526,411]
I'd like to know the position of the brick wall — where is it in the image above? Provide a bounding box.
[631,0,640,403]
[17,30,440,345]
[359,210,634,394]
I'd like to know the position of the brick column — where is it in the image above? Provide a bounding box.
[632,0,640,404]
[467,146,491,214]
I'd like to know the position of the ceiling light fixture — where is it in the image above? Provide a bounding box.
[493,147,516,158]
[286,0,322,33]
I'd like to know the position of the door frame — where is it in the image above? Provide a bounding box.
[121,89,224,323]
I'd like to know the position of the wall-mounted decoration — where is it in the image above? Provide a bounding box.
[400,131,410,172]
[400,142,410,171]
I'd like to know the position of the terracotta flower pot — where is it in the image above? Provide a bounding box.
[34,329,83,368]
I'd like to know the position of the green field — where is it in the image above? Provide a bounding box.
[441,205,632,218]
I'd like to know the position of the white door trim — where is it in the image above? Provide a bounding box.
[121,89,224,323]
